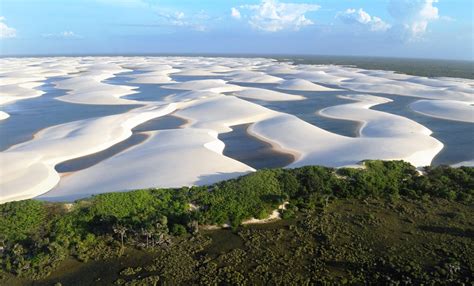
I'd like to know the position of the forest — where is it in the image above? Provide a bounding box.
[0,160,473,285]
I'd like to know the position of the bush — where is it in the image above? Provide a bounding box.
[171,224,187,236]
[0,200,47,241]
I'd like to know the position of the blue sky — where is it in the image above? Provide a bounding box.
[0,0,472,60]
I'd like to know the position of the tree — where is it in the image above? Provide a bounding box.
[113,224,127,254]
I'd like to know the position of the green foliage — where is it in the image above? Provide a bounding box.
[171,224,187,236]
[411,165,474,202]
[89,190,163,220]
[0,200,46,241]
[0,161,473,282]
[191,169,283,227]
[337,160,418,198]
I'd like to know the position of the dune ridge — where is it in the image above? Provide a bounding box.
[1,56,472,203]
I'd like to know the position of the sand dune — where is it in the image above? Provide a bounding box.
[54,63,142,105]
[0,104,176,203]
[278,78,340,91]
[40,128,255,201]
[0,56,471,203]
[234,87,305,101]
[227,70,283,84]
[319,94,432,137]
[162,79,245,93]
[410,100,474,123]
[0,111,9,120]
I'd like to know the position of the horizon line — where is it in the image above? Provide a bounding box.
[0,52,472,62]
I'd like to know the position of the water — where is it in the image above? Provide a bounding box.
[1,61,473,171]
[105,72,177,102]
[56,134,150,173]
[219,124,294,169]
[0,77,140,151]
[233,81,360,138]
[371,94,474,166]
[232,78,474,166]
[55,115,186,173]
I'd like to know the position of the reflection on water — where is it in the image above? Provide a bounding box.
[219,124,294,169]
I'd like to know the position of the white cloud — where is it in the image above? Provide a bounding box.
[42,31,82,39]
[0,16,17,39]
[231,7,241,20]
[388,0,439,39]
[157,11,207,32]
[240,0,320,32]
[337,8,390,32]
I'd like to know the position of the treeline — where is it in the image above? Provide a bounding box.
[0,160,472,280]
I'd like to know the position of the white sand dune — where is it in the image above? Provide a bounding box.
[176,95,274,133]
[162,79,245,93]
[0,111,9,120]
[233,87,305,101]
[407,76,474,92]
[0,56,471,204]
[340,75,474,102]
[293,70,348,85]
[289,65,473,102]
[164,90,221,103]
[121,64,179,84]
[40,128,255,201]
[319,94,432,137]
[0,104,176,203]
[172,69,220,76]
[227,70,283,84]
[410,100,474,123]
[250,113,442,168]
[0,82,45,105]
[129,74,176,84]
[0,152,61,203]
[54,63,142,105]
[262,64,298,75]
[174,90,441,168]
[278,78,340,91]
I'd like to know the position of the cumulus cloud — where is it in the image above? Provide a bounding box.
[42,31,82,39]
[337,8,390,32]
[231,7,241,20]
[388,0,439,39]
[157,11,207,31]
[239,0,320,32]
[0,16,16,38]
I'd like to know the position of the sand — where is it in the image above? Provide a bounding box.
[1,56,472,203]
[410,100,474,123]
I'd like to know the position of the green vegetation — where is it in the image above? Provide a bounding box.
[0,160,473,285]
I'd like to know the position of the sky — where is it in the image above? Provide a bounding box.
[0,0,472,60]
